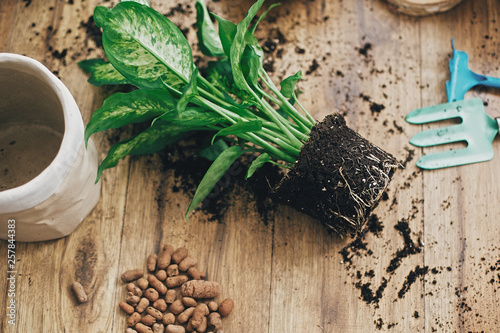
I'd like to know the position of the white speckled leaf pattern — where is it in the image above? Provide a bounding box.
[85,89,176,143]
[78,59,130,86]
[97,121,188,180]
[95,2,193,90]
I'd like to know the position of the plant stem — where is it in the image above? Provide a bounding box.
[260,98,307,144]
[253,83,311,134]
[259,69,315,129]
[259,128,301,156]
[196,97,239,123]
[197,72,227,101]
[242,80,303,149]
[263,121,310,142]
[239,132,296,163]
[197,95,300,161]
[294,94,316,125]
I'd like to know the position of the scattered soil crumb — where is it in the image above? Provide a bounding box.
[387,219,422,273]
[80,16,103,49]
[357,42,372,57]
[52,49,68,60]
[340,236,368,266]
[356,277,388,307]
[402,147,415,167]
[393,120,403,133]
[455,287,472,313]
[164,3,189,17]
[397,265,429,299]
[295,46,305,54]
[366,214,384,237]
[306,59,319,75]
[359,93,385,116]
[260,28,286,73]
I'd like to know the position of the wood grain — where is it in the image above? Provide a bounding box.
[1,0,499,332]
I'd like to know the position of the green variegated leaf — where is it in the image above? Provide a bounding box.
[185,145,246,219]
[245,153,269,179]
[97,121,190,181]
[280,71,303,98]
[249,3,280,34]
[211,119,262,144]
[198,139,229,161]
[205,60,256,106]
[120,0,150,6]
[176,68,199,114]
[213,14,237,58]
[195,0,224,57]
[78,59,130,86]
[83,0,316,189]
[154,107,226,129]
[230,0,265,92]
[241,45,261,87]
[169,109,225,127]
[94,2,193,90]
[85,89,176,143]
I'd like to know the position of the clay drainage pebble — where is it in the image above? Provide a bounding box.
[119,245,233,333]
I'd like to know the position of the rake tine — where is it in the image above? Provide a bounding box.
[409,124,469,147]
[416,147,494,170]
[405,98,483,125]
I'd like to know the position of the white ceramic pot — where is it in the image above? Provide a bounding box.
[0,53,101,242]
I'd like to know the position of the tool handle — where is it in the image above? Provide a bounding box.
[480,75,500,89]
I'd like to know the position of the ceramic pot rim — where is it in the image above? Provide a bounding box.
[0,53,84,213]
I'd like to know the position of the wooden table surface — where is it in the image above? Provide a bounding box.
[1,0,500,332]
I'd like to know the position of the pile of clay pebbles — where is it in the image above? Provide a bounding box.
[119,245,233,333]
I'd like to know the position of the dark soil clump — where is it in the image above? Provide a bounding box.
[356,277,388,305]
[397,265,429,299]
[273,113,399,236]
[366,214,384,236]
[357,42,372,57]
[305,59,319,75]
[80,16,102,49]
[51,49,68,60]
[157,134,282,223]
[244,162,282,225]
[360,93,385,115]
[260,28,287,73]
[387,219,422,273]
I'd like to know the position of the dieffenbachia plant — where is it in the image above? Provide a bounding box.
[80,0,316,218]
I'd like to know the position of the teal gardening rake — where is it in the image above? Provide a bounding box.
[406,41,500,169]
[406,98,499,169]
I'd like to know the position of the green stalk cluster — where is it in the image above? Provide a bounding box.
[79,0,317,217]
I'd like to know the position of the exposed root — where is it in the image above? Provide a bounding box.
[273,113,399,236]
